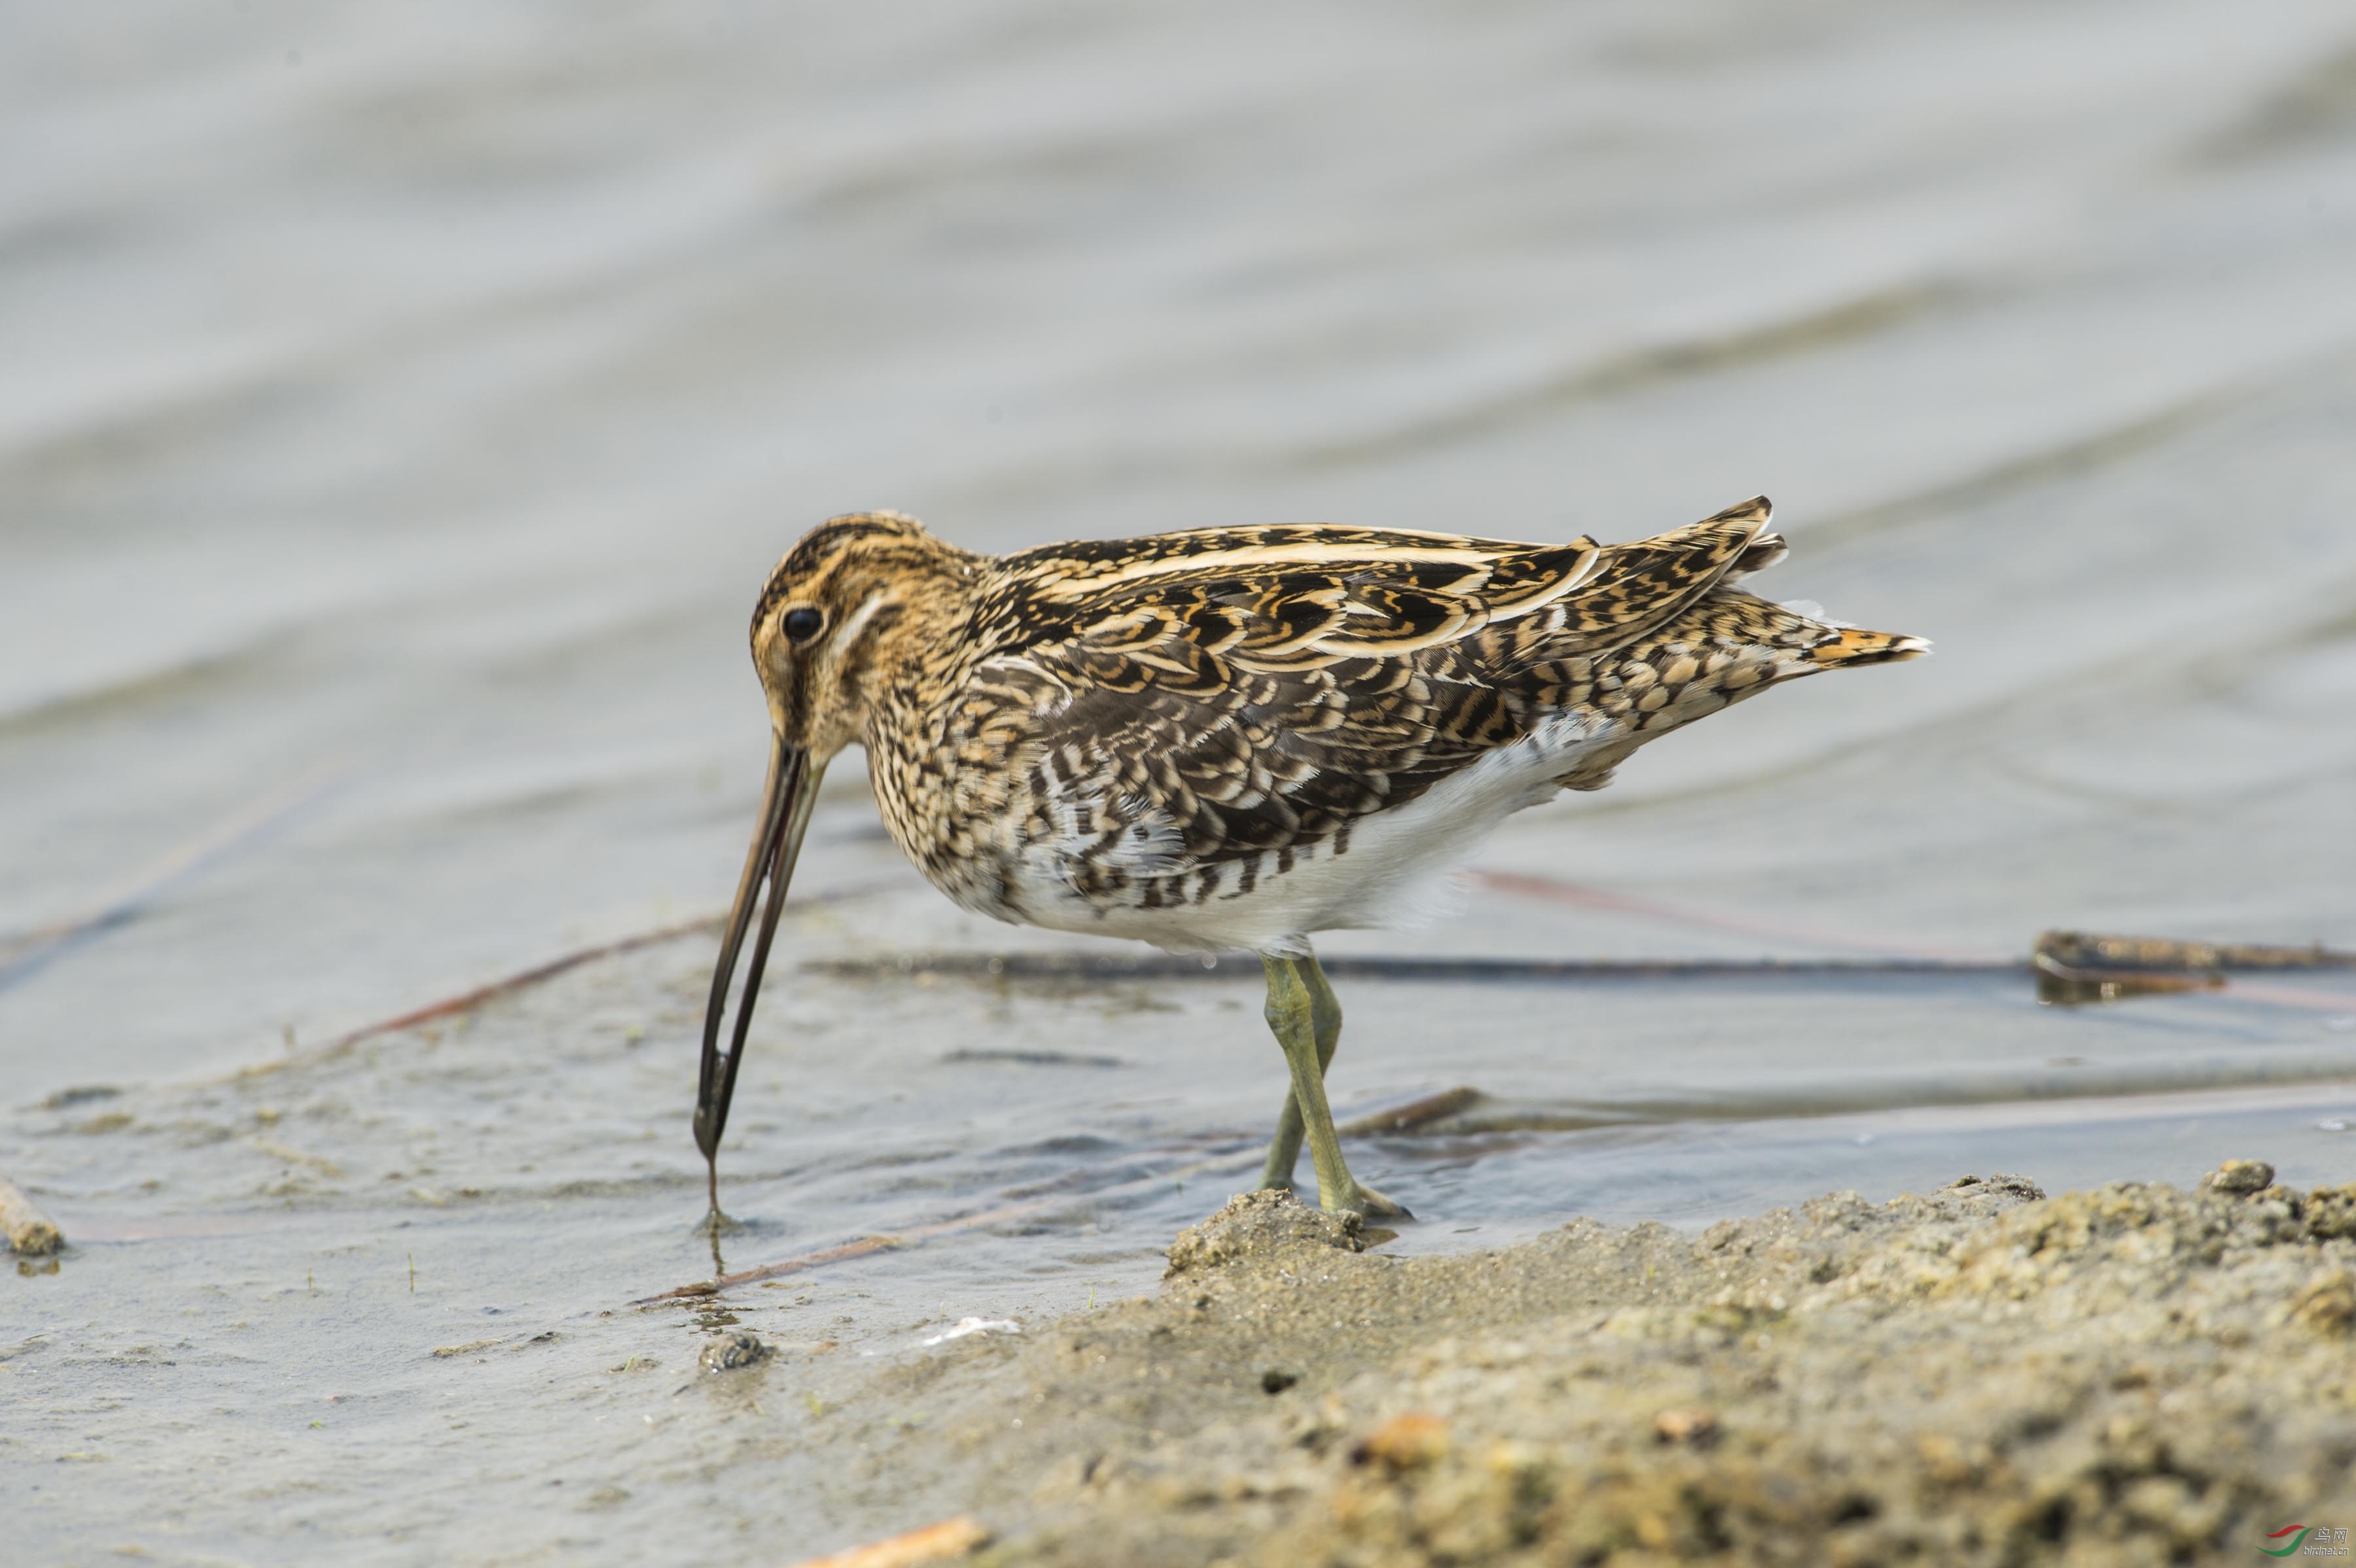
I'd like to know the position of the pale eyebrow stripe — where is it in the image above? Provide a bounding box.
[815,587,892,681]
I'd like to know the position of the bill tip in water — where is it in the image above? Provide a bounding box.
[702,1161,742,1235]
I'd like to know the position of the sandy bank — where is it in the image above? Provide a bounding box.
[794,1163,2355,1565]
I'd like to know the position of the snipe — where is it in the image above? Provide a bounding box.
[694,497,1922,1220]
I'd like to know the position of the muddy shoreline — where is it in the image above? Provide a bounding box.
[10,921,2350,1565]
[776,1165,2356,1566]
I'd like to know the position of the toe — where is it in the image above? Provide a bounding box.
[1338,1185,1413,1221]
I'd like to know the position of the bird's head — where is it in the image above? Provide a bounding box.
[696,511,974,1218]
[747,510,974,758]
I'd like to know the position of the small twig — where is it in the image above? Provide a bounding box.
[2035,929,2356,972]
[1,1177,63,1256]
[240,880,899,1078]
[1336,1085,1485,1135]
[289,914,727,1065]
[2032,931,2356,1010]
[659,1233,912,1298]
[2031,952,2224,1005]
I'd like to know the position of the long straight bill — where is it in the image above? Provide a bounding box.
[694,735,824,1217]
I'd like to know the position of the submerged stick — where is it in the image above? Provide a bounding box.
[230,914,723,1079]
[2032,930,2355,1008]
[817,941,2349,1007]
[806,952,2018,984]
[1336,1084,1484,1134]
[1,1177,63,1255]
[241,881,899,1078]
[311,915,726,1058]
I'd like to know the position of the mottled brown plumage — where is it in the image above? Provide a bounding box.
[748,495,1919,954]
[695,496,1923,1217]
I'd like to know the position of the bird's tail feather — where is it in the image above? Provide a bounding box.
[1802,626,1931,666]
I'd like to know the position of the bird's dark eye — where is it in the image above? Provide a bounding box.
[781,607,824,643]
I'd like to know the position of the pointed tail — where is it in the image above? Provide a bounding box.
[1802,626,1931,667]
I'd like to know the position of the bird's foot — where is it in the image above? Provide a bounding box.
[1326,1181,1412,1222]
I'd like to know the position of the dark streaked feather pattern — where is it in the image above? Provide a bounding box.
[752,496,1923,944]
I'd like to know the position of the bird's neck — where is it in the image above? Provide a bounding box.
[843,554,991,753]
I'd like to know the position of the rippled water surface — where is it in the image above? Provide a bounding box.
[7,2,2356,1559]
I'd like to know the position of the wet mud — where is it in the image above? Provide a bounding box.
[6,921,2354,1562]
[823,1171,2356,1566]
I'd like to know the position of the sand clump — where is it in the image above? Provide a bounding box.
[1163,1188,1368,1275]
[844,1168,2356,1565]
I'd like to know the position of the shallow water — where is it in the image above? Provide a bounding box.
[7,1,2356,1559]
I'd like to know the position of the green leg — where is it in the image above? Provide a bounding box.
[1257,953,1340,1192]
[1257,950,1409,1219]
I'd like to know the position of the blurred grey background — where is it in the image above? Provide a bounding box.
[6,1,2355,1094]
